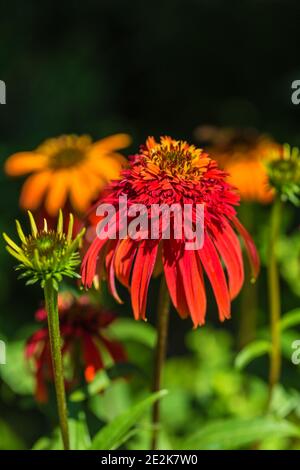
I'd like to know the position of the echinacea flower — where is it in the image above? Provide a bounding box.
[3,210,85,289]
[194,126,281,204]
[25,293,126,402]
[267,143,300,206]
[4,133,131,216]
[82,136,260,327]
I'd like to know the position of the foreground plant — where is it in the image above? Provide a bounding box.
[26,292,126,402]
[82,136,260,449]
[3,211,85,449]
[266,144,300,402]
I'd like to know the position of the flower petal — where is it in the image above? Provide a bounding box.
[114,238,138,289]
[232,215,260,281]
[89,134,131,156]
[81,333,104,382]
[163,240,206,326]
[44,171,68,216]
[131,240,158,320]
[5,152,48,176]
[198,233,231,321]
[212,220,244,299]
[81,237,109,287]
[19,171,52,210]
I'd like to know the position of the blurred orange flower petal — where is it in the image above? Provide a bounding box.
[69,171,92,213]
[5,152,48,176]
[45,172,68,216]
[4,134,130,216]
[89,133,131,156]
[20,171,52,210]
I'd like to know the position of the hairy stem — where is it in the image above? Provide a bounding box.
[267,197,282,404]
[44,279,70,450]
[151,275,170,450]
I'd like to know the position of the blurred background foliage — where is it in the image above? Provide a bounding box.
[1,0,300,450]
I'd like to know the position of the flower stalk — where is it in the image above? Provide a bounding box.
[267,196,282,402]
[44,279,70,450]
[151,275,170,450]
[3,210,85,449]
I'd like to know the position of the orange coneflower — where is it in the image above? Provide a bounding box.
[5,133,131,216]
[194,126,281,204]
[82,136,260,327]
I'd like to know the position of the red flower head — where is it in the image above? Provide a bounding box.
[82,136,260,327]
[25,292,126,402]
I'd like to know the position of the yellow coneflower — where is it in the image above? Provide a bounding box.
[194,126,281,204]
[4,133,131,216]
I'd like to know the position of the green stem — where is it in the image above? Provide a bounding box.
[237,203,258,349]
[44,279,70,450]
[151,275,170,451]
[267,197,282,404]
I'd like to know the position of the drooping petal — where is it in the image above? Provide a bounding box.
[114,237,138,289]
[5,152,48,176]
[69,169,93,214]
[162,239,188,318]
[232,215,260,281]
[100,336,127,363]
[45,171,68,216]
[81,333,104,383]
[81,237,109,287]
[198,233,231,321]
[171,242,207,327]
[131,240,158,320]
[105,239,123,304]
[20,171,52,210]
[212,220,244,299]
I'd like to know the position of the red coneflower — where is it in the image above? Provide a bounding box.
[25,292,126,402]
[82,136,259,327]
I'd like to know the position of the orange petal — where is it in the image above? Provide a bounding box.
[92,155,126,180]
[4,152,48,176]
[20,171,52,210]
[89,133,131,156]
[45,171,68,216]
[69,170,92,214]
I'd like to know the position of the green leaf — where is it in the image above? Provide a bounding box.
[179,417,300,450]
[107,318,156,348]
[90,389,168,450]
[235,340,271,370]
[33,414,91,450]
[0,420,25,450]
[0,340,34,395]
[69,370,111,402]
[69,413,91,450]
[280,309,300,331]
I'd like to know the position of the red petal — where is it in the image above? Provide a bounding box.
[105,239,123,304]
[162,239,189,319]
[232,216,260,281]
[198,233,231,321]
[101,336,127,363]
[81,333,104,382]
[81,237,108,287]
[114,238,137,289]
[212,220,244,299]
[163,239,207,325]
[131,241,158,320]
